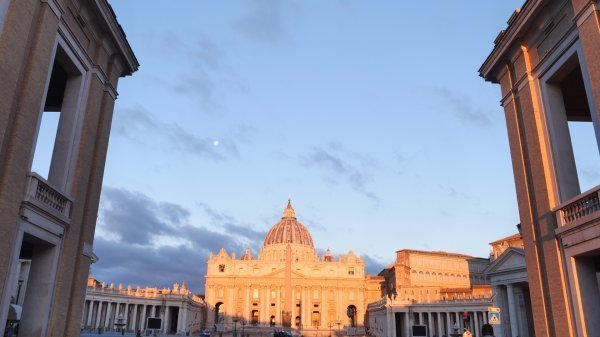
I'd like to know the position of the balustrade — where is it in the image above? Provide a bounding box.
[555,185,600,226]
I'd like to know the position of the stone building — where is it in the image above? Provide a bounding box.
[0,0,137,336]
[205,201,372,336]
[484,233,534,337]
[480,0,600,336]
[82,277,205,335]
[366,249,493,337]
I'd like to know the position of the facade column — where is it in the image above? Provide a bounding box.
[403,311,410,337]
[177,304,184,333]
[427,312,433,337]
[482,310,487,324]
[437,312,443,337]
[301,287,307,328]
[131,304,139,331]
[104,302,113,329]
[182,303,189,333]
[291,288,296,326]
[386,307,396,337]
[390,310,396,337]
[245,287,250,322]
[86,300,95,327]
[474,311,480,337]
[151,305,156,318]
[506,284,519,337]
[124,303,130,330]
[140,304,147,330]
[95,301,103,329]
[276,287,281,326]
[163,306,170,334]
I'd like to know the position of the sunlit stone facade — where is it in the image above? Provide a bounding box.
[205,201,370,335]
[82,277,205,335]
[366,249,493,337]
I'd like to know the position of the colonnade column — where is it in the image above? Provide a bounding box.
[446,312,452,336]
[403,311,409,337]
[95,302,103,329]
[151,305,156,318]
[437,312,443,337]
[177,305,184,333]
[140,304,147,330]
[427,312,433,336]
[474,311,480,337]
[276,287,281,326]
[386,308,393,337]
[163,306,170,334]
[104,302,113,329]
[506,284,519,337]
[132,304,139,331]
[86,300,94,327]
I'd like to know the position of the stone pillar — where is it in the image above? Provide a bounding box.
[95,301,103,329]
[245,287,250,322]
[386,308,393,337]
[390,310,396,337]
[104,302,113,329]
[276,287,281,326]
[437,312,443,337]
[163,306,170,334]
[301,287,307,328]
[427,312,433,337]
[403,311,410,337]
[140,304,147,330]
[446,312,452,336]
[474,311,480,337]
[151,305,156,318]
[506,284,519,337]
[86,300,95,327]
[182,303,189,333]
[131,304,138,331]
[291,288,296,326]
[177,305,184,333]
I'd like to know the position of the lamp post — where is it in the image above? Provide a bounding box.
[16,280,24,304]
[327,322,334,337]
[233,318,239,337]
[241,319,246,337]
[336,319,341,337]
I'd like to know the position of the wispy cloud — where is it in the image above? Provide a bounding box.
[301,143,380,202]
[94,187,265,292]
[113,106,239,162]
[233,0,294,45]
[433,87,494,128]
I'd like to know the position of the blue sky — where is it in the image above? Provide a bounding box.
[41,0,596,293]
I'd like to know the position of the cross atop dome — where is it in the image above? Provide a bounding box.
[283,198,296,218]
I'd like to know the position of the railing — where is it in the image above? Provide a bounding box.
[555,185,600,227]
[23,172,72,219]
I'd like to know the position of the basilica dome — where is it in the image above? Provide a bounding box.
[263,200,314,248]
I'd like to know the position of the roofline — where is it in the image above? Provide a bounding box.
[395,249,475,259]
[489,233,522,245]
[94,0,139,76]
[479,0,543,82]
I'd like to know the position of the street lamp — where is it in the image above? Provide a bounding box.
[241,319,246,337]
[16,280,24,304]
[233,317,239,337]
[327,322,334,337]
[336,319,341,337]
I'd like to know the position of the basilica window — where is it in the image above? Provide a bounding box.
[348,268,354,275]
[253,288,259,299]
[313,289,319,299]
[271,290,276,299]
[219,264,225,272]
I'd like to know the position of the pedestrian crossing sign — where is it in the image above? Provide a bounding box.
[488,312,501,325]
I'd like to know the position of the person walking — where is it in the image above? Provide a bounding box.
[481,324,495,337]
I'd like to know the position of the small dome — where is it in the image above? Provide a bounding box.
[263,200,314,248]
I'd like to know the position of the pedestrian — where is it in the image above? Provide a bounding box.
[136,329,142,337]
[462,328,472,337]
[481,324,494,337]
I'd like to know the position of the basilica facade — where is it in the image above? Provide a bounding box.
[205,201,377,335]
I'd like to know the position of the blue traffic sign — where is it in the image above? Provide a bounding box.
[488,312,501,325]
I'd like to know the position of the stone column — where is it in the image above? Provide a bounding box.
[151,305,156,318]
[403,311,410,337]
[245,287,250,322]
[276,287,281,326]
[446,312,452,336]
[131,304,138,331]
[163,306,170,334]
[291,288,296,326]
[390,310,396,337]
[140,304,147,330]
[105,302,113,329]
[386,308,393,337]
[182,303,189,333]
[86,300,95,327]
[124,303,130,330]
[95,301,103,329]
[474,311,480,337]
[427,312,433,336]
[177,305,184,333]
[301,287,307,328]
[437,312,443,337]
[506,284,519,337]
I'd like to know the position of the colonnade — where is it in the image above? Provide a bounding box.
[492,282,533,337]
[385,309,491,337]
[81,300,171,333]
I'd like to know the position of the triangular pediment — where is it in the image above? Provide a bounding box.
[484,247,526,274]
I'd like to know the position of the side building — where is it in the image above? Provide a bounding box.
[0,0,138,336]
[205,201,373,336]
[480,0,600,336]
[366,249,492,337]
[82,277,205,335]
